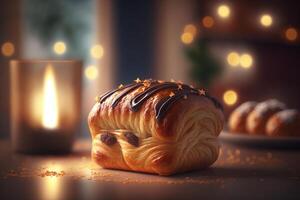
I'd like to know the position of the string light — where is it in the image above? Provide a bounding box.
[90,45,104,59]
[53,41,66,55]
[240,53,253,68]
[181,32,194,44]
[223,90,238,106]
[202,16,215,28]
[285,27,298,41]
[85,65,98,80]
[260,14,273,27]
[217,5,230,19]
[1,42,15,57]
[184,24,197,36]
[227,52,240,67]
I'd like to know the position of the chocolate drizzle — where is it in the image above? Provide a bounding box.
[112,83,143,108]
[97,79,222,122]
[131,82,178,112]
[99,83,137,104]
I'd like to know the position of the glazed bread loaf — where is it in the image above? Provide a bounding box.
[246,99,286,134]
[228,99,300,137]
[229,101,257,133]
[88,79,224,175]
[266,109,300,137]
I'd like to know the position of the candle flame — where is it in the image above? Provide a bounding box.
[42,65,59,129]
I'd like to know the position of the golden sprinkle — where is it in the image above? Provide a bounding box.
[95,96,100,102]
[134,78,141,83]
[169,92,175,97]
[143,82,151,87]
[183,95,188,99]
[170,79,175,82]
[158,80,164,83]
[118,84,124,89]
[189,85,194,88]
[178,80,183,84]
[178,85,183,90]
[199,89,206,95]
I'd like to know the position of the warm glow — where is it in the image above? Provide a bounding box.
[202,16,215,28]
[223,90,238,106]
[41,164,62,200]
[1,42,15,57]
[90,45,104,59]
[181,32,194,44]
[260,14,273,27]
[217,5,230,18]
[53,41,66,55]
[184,24,197,36]
[285,28,298,41]
[227,52,240,67]
[240,53,253,68]
[85,65,98,80]
[42,65,59,129]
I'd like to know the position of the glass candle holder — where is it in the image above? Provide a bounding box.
[10,60,82,154]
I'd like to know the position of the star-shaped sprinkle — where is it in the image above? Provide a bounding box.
[177,84,183,90]
[169,92,175,97]
[134,78,141,83]
[118,84,124,89]
[95,96,100,102]
[143,81,151,87]
[199,89,206,95]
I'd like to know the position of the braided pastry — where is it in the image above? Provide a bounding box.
[88,79,224,175]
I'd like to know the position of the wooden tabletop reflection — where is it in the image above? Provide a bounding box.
[0,138,300,200]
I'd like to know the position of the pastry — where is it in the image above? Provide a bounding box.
[88,79,224,175]
[266,109,300,137]
[246,99,286,134]
[229,101,257,133]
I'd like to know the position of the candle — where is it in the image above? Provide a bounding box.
[10,60,82,154]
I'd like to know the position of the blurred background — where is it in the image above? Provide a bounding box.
[1,0,300,138]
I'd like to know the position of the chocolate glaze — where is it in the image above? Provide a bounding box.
[98,79,222,122]
[112,83,143,108]
[99,83,137,104]
[131,82,178,112]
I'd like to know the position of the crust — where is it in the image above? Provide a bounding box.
[88,81,224,175]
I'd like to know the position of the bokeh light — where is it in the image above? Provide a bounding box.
[85,65,98,80]
[285,27,298,41]
[53,41,66,55]
[202,16,215,28]
[184,24,197,36]
[90,45,104,59]
[260,14,273,27]
[240,53,253,68]
[217,5,230,19]
[1,42,15,57]
[223,90,238,106]
[227,52,240,67]
[181,32,194,44]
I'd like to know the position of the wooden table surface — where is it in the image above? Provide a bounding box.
[0,138,300,200]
